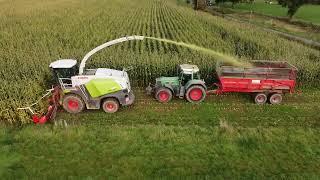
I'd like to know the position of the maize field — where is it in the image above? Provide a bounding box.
[0,0,319,123]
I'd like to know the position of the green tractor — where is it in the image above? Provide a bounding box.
[146,64,207,103]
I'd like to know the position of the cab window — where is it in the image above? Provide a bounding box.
[193,72,200,79]
[180,72,192,85]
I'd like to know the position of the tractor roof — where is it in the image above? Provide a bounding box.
[49,59,77,69]
[180,64,199,74]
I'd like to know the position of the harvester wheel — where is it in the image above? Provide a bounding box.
[186,85,206,103]
[269,93,283,104]
[102,98,119,113]
[254,93,267,104]
[155,88,172,103]
[62,94,85,114]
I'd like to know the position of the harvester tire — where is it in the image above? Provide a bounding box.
[254,93,267,104]
[63,94,85,114]
[102,98,119,113]
[269,93,282,104]
[156,88,172,103]
[186,85,206,103]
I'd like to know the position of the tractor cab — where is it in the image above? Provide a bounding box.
[177,64,201,85]
[49,59,78,86]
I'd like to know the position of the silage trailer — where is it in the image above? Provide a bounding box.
[210,61,298,104]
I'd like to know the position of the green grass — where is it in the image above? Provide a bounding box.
[294,5,320,25]
[232,2,286,17]
[225,0,320,24]
[1,89,320,178]
[0,129,23,178]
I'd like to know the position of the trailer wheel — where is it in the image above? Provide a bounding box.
[102,98,119,113]
[269,93,283,105]
[63,94,85,114]
[254,93,267,104]
[156,88,172,103]
[186,85,206,103]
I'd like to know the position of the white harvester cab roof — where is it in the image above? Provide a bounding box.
[180,64,199,74]
[49,59,77,69]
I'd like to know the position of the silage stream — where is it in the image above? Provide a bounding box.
[146,37,251,67]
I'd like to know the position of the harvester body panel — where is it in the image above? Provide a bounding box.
[85,79,122,98]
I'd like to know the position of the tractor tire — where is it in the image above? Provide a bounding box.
[62,94,85,114]
[155,88,172,103]
[254,93,267,105]
[102,98,120,113]
[186,85,206,103]
[269,93,283,105]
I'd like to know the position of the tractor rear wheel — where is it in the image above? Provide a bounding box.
[62,94,85,114]
[102,98,120,113]
[269,93,282,104]
[186,85,206,103]
[254,93,267,104]
[155,88,172,103]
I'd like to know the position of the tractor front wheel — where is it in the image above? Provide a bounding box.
[156,88,172,103]
[62,94,85,114]
[186,85,206,103]
[102,98,120,113]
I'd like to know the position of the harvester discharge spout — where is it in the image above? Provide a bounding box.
[79,35,145,75]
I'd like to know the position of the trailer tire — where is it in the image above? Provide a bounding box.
[186,85,206,103]
[102,98,120,113]
[254,93,267,105]
[269,93,282,105]
[156,88,172,103]
[63,94,85,114]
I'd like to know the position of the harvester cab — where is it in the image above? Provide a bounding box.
[146,64,207,103]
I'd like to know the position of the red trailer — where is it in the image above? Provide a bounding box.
[211,61,298,104]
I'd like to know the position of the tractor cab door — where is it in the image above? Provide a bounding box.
[182,73,192,85]
[177,72,192,97]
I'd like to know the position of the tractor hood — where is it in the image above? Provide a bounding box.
[156,77,179,86]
